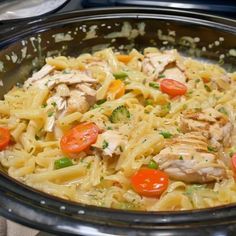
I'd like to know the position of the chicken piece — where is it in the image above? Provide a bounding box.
[76,83,96,97]
[153,132,229,183]
[27,69,97,90]
[142,52,175,80]
[163,67,186,83]
[76,83,97,105]
[44,94,67,132]
[142,50,185,80]
[180,108,233,148]
[92,130,124,157]
[55,84,70,97]
[24,64,54,88]
[67,90,90,113]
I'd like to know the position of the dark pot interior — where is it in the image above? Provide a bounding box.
[0,7,236,236]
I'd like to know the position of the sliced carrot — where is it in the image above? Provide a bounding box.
[116,54,133,64]
[107,80,125,99]
[0,127,10,150]
[60,122,99,155]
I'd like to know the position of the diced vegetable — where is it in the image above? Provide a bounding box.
[145,99,153,106]
[204,84,211,92]
[116,54,133,64]
[0,127,10,150]
[109,105,130,123]
[231,154,236,171]
[96,99,107,105]
[160,79,187,97]
[60,122,99,155]
[107,80,125,99]
[131,168,169,197]
[54,157,73,169]
[159,131,172,139]
[218,107,228,115]
[207,146,217,152]
[113,72,128,80]
[147,160,158,169]
[149,82,160,89]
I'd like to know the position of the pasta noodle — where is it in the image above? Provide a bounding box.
[0,47,236,211]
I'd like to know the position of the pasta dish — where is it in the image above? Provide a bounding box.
[0,47,236,211]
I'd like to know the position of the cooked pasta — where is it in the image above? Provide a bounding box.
[0,47,236,211]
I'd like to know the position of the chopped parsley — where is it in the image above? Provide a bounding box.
[207,146,217,152]
[145,99,153,106]
[41,104,47,108]
[204,84,211,92]
[159,131,172,139]
[47,111,54,117]
[51,102,57,107]
[184,184,204,196]
[149,82,160,89]
[218,107,228,115]
[102,140,109,149]
[87,162,91,169]
[96,99,107,105]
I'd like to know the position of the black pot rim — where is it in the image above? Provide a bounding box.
[0,7,236,235]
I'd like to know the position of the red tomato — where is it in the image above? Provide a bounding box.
[131,168,169,197]
[160,79,187,97]
[0,127,10,150]
[231,154,236,171]
[60,122,99,155]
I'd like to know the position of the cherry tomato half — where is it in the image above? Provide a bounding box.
[160,79,187,97]
[231,154,236,171]
[60,122,99,155]
[0,127,10,150]
[131,168,169,197]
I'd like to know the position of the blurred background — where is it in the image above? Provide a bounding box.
[0,0,235,21]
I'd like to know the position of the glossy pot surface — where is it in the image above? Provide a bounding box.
[0,7,236,236]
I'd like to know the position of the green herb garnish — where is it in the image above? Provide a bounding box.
[96,99,107,105]
[204,84,211,92]
[145,99,153,106]
[102,140,109,149]
[218,107,228,115]
[51,102,57,107]
[207,146,217,152]
[47,111,54,117]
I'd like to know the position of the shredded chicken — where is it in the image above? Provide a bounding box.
[92,130,124,157]
[154,132,230,183]
[67,90,90,113]
[142,50,185,80]
[24,64,54,87]
[44,94,67,132]
[163,67,186,83]
[180,108,233,148]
